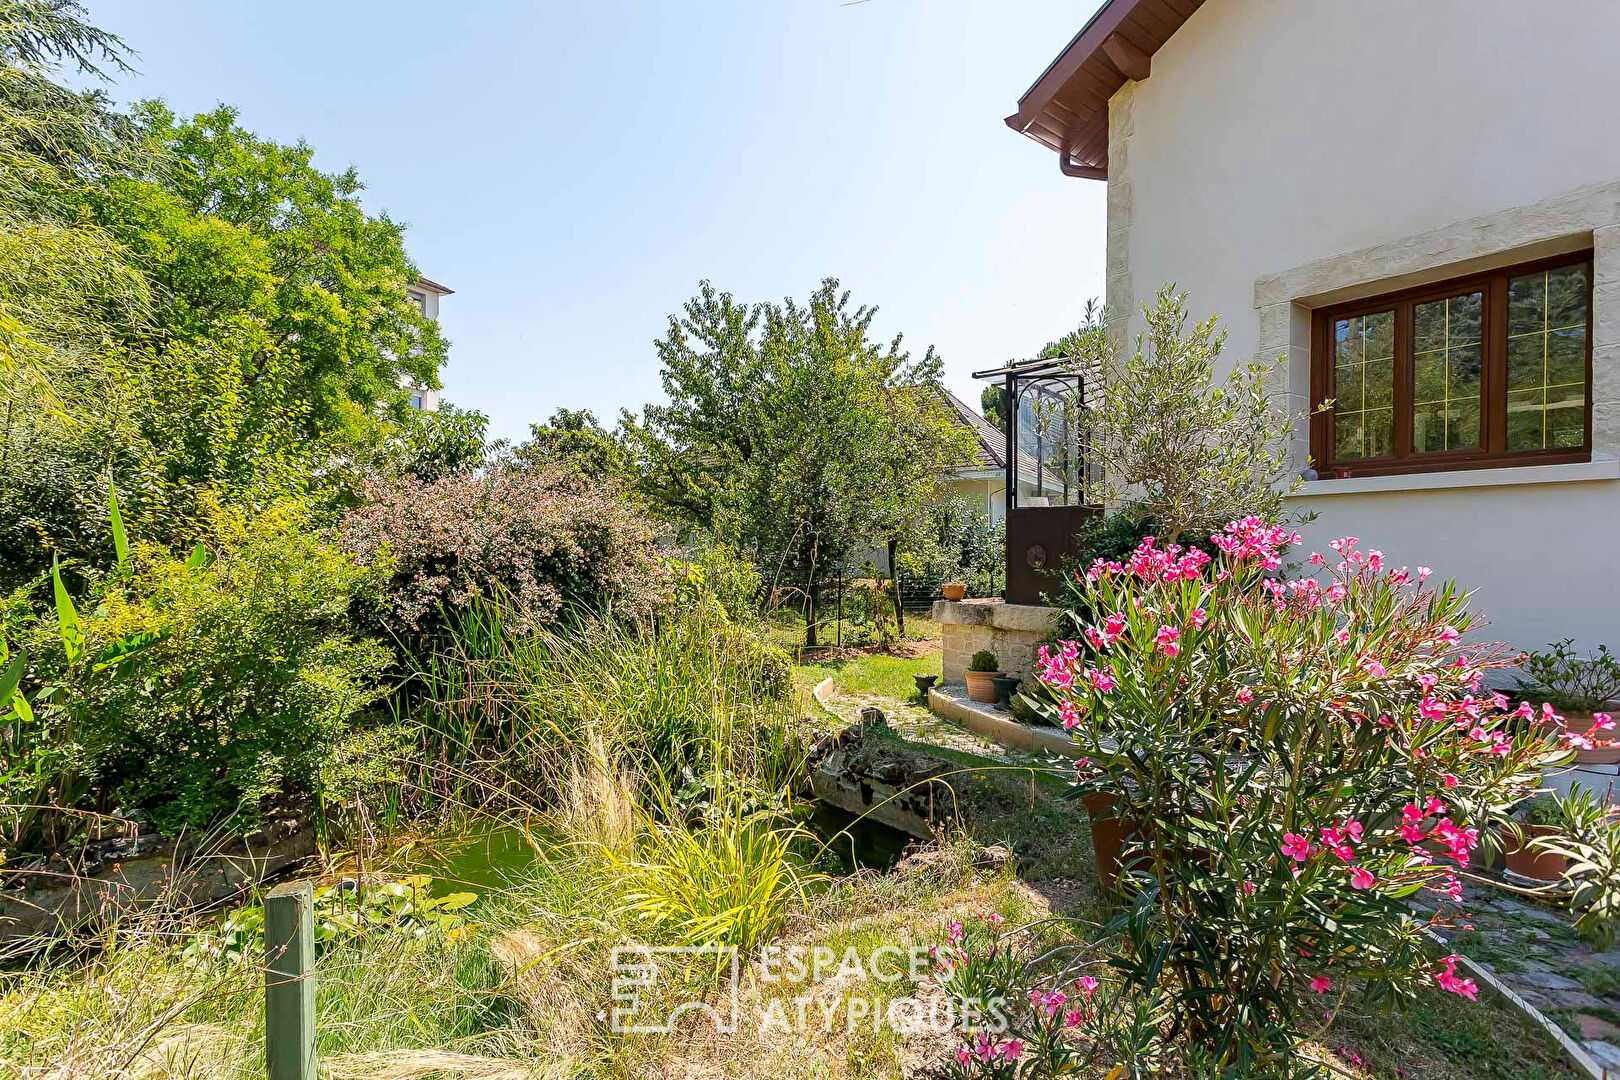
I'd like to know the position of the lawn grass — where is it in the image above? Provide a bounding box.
[797,650,943,703]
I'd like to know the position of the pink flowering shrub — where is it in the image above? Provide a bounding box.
[1036,518,1592,1070]
[932,913,1160,1078]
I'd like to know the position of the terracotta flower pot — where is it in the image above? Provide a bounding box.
[941,583,968,602]
[1083,792,1131,893]
[1084,791,1209,895]
[964,669,1004,704]
[1502,823,1566,881]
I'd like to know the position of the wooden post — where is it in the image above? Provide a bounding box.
[264,880,316,1080]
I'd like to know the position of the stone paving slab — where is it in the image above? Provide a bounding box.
[1427,880,1620,1069]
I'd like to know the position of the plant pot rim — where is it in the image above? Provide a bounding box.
[1510,821,1562,836]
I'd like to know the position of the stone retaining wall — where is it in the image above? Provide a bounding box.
[932,599,1060,684]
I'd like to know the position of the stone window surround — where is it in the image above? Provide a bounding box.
[1254,180,1620,492]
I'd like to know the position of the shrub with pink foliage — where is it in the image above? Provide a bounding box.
[339,467,668,647]
[1035,517,1592,1071]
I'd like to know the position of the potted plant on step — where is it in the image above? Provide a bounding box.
[1516,639,1620,764]
[990,674,1021,708]
[964,649,1004,704]
[1502,795,1568,882]
[941,581,968,602]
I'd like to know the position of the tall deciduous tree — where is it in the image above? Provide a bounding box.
[626,279,974,645]
[0,1,451,587]
[516,408,634,481]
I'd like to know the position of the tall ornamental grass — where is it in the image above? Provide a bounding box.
[413,597,802,797]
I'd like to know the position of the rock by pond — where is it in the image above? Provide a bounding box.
[807,709,959,842]
[0,809,314,949]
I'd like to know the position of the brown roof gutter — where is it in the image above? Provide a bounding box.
[1005,0,1201,181]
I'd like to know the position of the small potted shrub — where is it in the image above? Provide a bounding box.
[964,649,1004,704]
[1517,639,1620,764]
[1503,795,1568,882]
[941,581,968,602]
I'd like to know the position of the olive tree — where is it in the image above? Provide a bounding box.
[1073,286,1308,542]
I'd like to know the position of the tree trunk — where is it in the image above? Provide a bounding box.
[835,572,843,648]
[887,537,904,638]
[803,577,817,647]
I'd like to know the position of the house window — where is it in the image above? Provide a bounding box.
[1311,254,1591,477]
[407,290,427,316]
[409,392,424,410]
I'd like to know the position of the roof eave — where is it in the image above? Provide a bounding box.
[1008,0,1201,182]
[413,275,456,296]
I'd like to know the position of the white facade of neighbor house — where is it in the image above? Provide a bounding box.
[1099,0,1620,656]
[405,277,454,411]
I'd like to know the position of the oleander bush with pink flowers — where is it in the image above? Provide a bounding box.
[1027,518,1613,1073]
[932,912,1170,1079]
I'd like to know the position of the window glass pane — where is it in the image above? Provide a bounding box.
[1411,292,1483,452]
[1505,264,1589,450]
[1330,310,1394,460]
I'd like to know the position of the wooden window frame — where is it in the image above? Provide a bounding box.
[1310,252,1594,479]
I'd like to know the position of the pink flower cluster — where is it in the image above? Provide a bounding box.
[1281,818,1378,889]
[1210,516,1299,570]
[1088,536,1210,584]
[1434,954,1479,1001]
[1399,799,1478,865]
[957,1034,1023,1065]
[1029,978,1099,1029]
[1082,612,1128,651]
[1034,641,1081,689]
[1035,642,1116,706]
[1557,709,1616,753]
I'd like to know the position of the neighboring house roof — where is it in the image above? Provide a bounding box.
[945,389,1007,472]
[412,275,456,296]
[1004,0,1205,180]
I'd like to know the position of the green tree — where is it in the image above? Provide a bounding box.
[0,2,450,586]
[1075,287,1304,541]
[0,0,150,388]
[979,384,1006,431]
[515,407,633,480]
[105,102,446,447]
[374,403,489,482]
[626,279,974,645]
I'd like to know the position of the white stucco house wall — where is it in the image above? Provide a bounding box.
[942,391,1011,526]
[1005,0,1620,657]
[405,276,454,411]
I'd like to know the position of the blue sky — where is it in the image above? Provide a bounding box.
[87,1,1107,443]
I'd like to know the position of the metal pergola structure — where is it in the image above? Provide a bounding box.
[971,355,1101,605]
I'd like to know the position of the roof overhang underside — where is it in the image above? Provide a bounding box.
[1004,0,1203,181]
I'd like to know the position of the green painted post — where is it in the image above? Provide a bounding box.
[264,880,316,1080]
